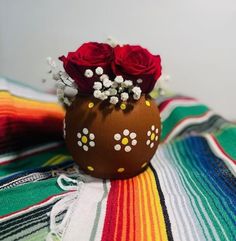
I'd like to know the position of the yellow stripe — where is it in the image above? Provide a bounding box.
[140,173,152,241]
[148,168,169,241]
[0,92,64,113]
[42,155,70,167]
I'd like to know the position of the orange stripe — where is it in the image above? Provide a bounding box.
[132,177,141,241]
[0,92,64,112]
[128,178,134,241]
[0,102,64,114]
[121,180,128,241]
[137,174,147,241]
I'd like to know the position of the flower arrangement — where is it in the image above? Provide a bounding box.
[48,41,162,106]
[47,39,163,179]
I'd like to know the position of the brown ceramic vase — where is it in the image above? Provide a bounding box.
[64,94,161,179]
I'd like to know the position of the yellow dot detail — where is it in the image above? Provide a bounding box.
[117,168,125,173]
[87,166,94,171]
[88,102,94,108]
[120,103,127,110]
[151,133,155,141]
[145,100,151,107]
[141,162,148,168]
[81,136,88,144]
[121,137,129,145]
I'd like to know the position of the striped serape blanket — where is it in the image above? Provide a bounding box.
[0,77,235,241]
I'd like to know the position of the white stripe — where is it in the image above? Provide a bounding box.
[94,181,111,241]
[204,134,236,176]
[62,179,107,241]
[0,77,58,103]
[164,110,215,142]
[152,148,206,241]
[0,142,63,164]
[160,99,200,121]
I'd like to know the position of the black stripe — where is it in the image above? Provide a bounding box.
[0,202,56,230]
[176,115,227,138]
[150,164,174,241]
[0,210,65,240]
[0,204,53,236]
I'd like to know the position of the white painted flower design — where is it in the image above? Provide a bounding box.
[77,128,95,151]
[146,125,159,148]
[114,129,137,152]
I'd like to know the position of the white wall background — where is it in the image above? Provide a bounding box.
[0,0,236,119]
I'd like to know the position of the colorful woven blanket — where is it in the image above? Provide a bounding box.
[0,77,235,241]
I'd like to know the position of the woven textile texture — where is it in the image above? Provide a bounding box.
[0,77,235,241]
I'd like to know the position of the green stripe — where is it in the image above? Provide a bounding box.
[0,177,66,216]
[0,145,70,177]
[168,145,218,240]
[161,105,209,140]
[213,125,236,160]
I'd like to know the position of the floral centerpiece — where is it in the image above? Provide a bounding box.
[48,40,162,179]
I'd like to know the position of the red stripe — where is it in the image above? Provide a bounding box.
[101,180,119,241]
[116,180,124,241]
[159,96,196,112]
[163,111,210,142]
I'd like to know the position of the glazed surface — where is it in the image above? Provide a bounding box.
[65,95,161,179]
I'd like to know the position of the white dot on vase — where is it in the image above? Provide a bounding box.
[146,140,150,145]
[147,131,151,137]
[114,133,121,141]
[77,133,82,138]
[155,128,159,134]
[83,145,88,151]
[130,132,137,139]
[89,141,95,147]
[155,136,158,141]
[150,143,154,148]
[123,129,129,136]
[83,128,88,135]
[131,140,137,146]
[151,125,155,131]
[114,144,121,151]
[78,141,82,147]
[125,146,131,152]
[89,133,95,140]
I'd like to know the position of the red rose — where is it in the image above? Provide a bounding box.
[59,42,113,93]
[112,45,162,93]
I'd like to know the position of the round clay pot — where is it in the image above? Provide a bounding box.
[64,95,161,179]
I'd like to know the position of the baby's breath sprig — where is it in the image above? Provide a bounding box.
[46,57,78,106]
